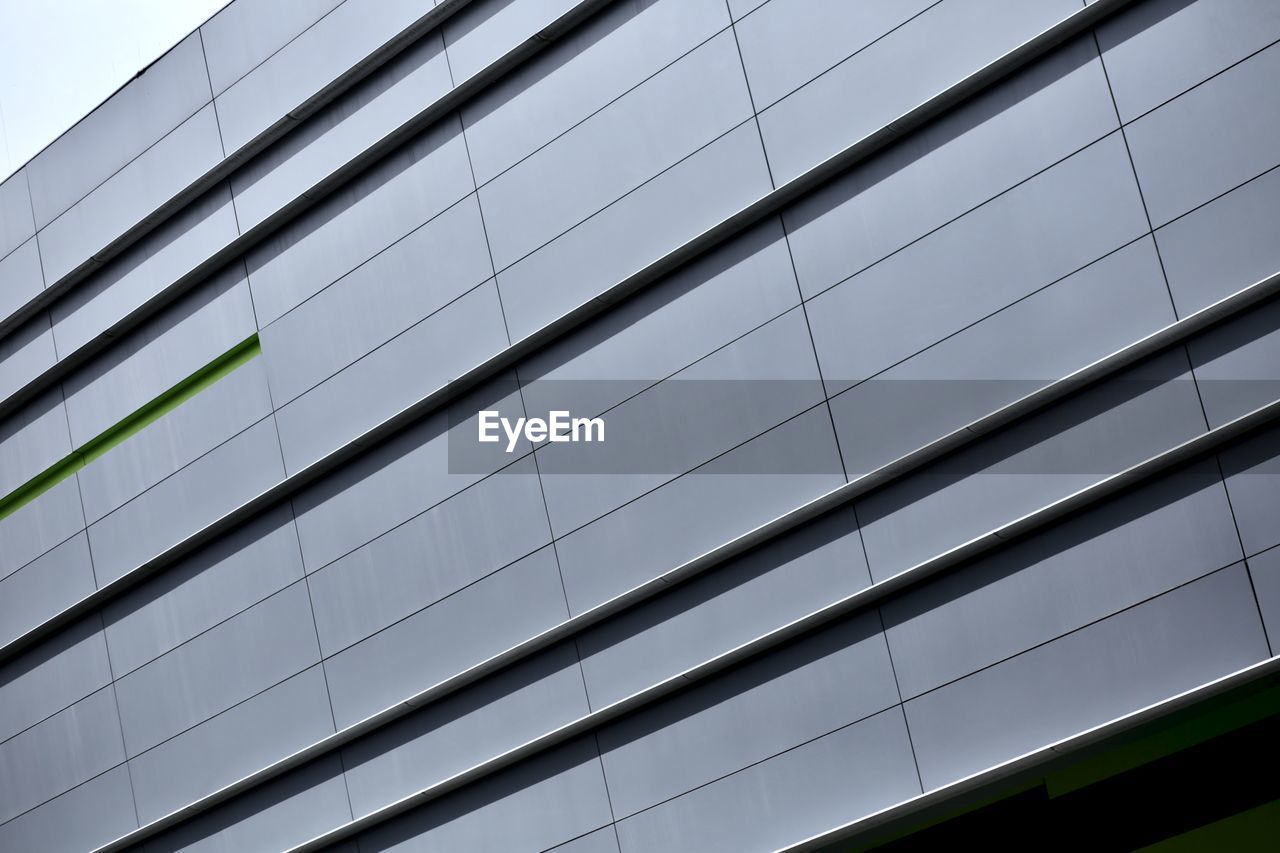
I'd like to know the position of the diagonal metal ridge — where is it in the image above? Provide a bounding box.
[12,1,1238,846]
[0,0,1153,670]
[82,256,1280,850]
[0,0,617,420]
[780,653,1280,851]
[276,398,1280,853]
[0,0,479,342]
[0,0,1136,422]
[89,337,1280,853]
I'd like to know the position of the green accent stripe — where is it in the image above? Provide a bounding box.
[0,335,261,522]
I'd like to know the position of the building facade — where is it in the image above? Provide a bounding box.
[1,0,1279,850]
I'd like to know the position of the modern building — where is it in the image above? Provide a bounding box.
[1,0,1278,850]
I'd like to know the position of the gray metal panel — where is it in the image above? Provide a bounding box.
[8,2,1278,847]
[1156,164,1280,316]
[0,534,96,649]
[0,389,73,496]
[37,103,226,284]
[1247,546,1280,649]
[599,613,899,818]
[735,0,937,109]
[127,665,335,825]
[229,31,453,232]
[556,405,845,616]
[1125,41,1280,227]
[0,609,111,743]
[0,169,35,261]
[519,218,799,423]
[1220,425,1280,558]
[291,379,530,573]
[1186,298,1280,428]
[50,184,240,358]
[827,238,1175,478]
[213,0,436,152]
[322,546,569,729]
[579,506,869,709]
[244,116,473,327]
[273,279,509,473]
[201,0,346,95]
[0,238,43,322]
[0,764,137,853]
[86,416,286,587]
[884,461,1244,699]
[727,0,769,21]
[114,580,321,756]
[260,194,492,406]
[308,455,550,657]
[354,736,613,853]
[756,0,1081,184]
[806,133,1149,391]
[613,707,920,852]
[25,33,213,229]
[78,356,275,524]
[102,503,305,677]
[857,349,1208,581]
[537,308,823,537]
[548,827,620,853]
[0,685,125,824]
[478,30,753,271]
[0,313,57,404]
[141,753,351,853]
[62,264,257,447]
[496,120,773,342]
[461,0,730,186]
[1097,0,1280,122]
[0,477,86,585]
[784,36,1119,300]
[906,564,1269,790]
[342,643,590,818]
[442,0,581,84]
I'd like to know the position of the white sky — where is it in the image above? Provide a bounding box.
[0,0,230,183]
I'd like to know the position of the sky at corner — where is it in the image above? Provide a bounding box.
[0,0,231,184]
